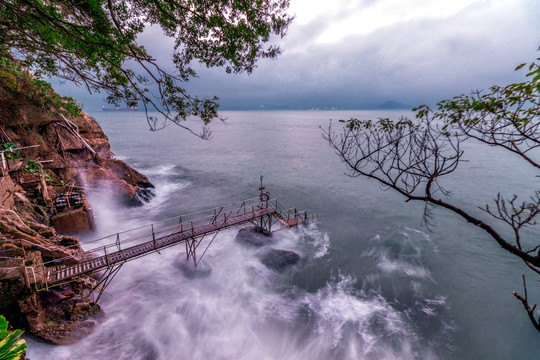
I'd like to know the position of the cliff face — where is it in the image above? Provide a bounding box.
[0,82,154,344]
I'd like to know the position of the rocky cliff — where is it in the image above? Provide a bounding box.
[0,75,154,344]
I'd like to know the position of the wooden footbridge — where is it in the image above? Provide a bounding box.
[8,193,316,300]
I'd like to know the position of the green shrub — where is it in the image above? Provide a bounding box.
[23,160,40,174]
[0,315,26,360]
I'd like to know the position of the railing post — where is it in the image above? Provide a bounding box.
[44,265,49,291]
[18,239,26,258]
[116,233,121,251]
[179,216,183,232]
[104,246,110,268]
[152,224,156,249]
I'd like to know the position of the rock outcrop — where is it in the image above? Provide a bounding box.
[260,249,300,271]
[234,226,272,247]
[0,81,154,344]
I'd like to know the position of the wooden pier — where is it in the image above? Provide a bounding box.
[19,196,315,300]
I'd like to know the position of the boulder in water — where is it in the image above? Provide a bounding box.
[174,258,212,279]
[235,226,272,247]
[260,249,300,271]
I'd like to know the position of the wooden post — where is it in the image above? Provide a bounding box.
[1,152,5,175]
[18,263,30,289]
[39,172,50,201]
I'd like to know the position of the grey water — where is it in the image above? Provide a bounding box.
[27,110,540,359]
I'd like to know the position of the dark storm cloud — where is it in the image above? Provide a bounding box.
[54,0,540,111]
[179,0,540,110]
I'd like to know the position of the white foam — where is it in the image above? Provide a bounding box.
[376,255,431,279]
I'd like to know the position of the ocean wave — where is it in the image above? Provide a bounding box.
[301,273,425,358]
[376,252,431,279]
[141,163,182,177]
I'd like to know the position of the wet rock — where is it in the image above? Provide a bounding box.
[33,316,100,345]
[235,226,272,247]
[260,249,300,271]
[0,176,16,208]
[81,158,155,206]
[42,288,75,306]
[50,207,93,235]
[59,235,80,248]
[135,184,156,204]
[76,112,114,158]
[0,208,39,241]
[174,258,212,279]
[24,285,106,345]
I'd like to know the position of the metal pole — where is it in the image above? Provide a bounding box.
[259,175,265,199]
[152,224,156,249]
[104,246,110,268]
[19,239,26,257]
[192,239,197,266]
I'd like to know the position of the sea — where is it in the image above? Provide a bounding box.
[26,110,540,359]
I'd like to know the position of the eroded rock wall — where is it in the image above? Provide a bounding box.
[0,93,154,343]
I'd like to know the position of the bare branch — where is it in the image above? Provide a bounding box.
[513,275,540,331]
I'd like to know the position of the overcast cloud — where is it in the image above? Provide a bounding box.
[56,0,540,111]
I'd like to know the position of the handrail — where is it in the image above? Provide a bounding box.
[25,198,316,283]
[79,196,265,246]
[41,198,274,267]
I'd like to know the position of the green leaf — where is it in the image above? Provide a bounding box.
[0,315,26,360]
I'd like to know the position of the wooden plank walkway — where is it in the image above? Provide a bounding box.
[45,207,277,285]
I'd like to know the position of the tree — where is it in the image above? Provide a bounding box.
[0,0,292,137]
[324,55,540,331]
[0,315,26,360]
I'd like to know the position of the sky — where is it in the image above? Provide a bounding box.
[55,0,540,111]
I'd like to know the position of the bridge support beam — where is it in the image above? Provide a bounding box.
[90,263,124,303]
[256,213,274,235]
[186,238,198,266]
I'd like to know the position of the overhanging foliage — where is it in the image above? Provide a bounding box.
[0,0,292,137]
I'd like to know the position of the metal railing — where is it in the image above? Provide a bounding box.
[2,196,317,291]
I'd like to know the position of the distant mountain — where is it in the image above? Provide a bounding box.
[377,100,410,110]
